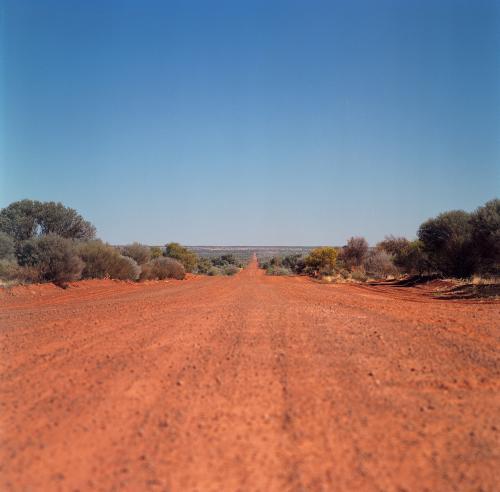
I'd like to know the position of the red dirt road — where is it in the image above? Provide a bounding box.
[1,259,499,491]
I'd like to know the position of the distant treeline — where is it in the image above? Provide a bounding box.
[0,200,241,286]
[261,198,499,281]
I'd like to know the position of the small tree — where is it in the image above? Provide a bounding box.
[418,210,475,277]
[17,234,83,285]
[164,242,198,272]
[305,247,337,276]
[340,237,369,269]
[122,242,151,265]
[470,198,500,275]
[377,236,428,275]
[0,199,96,241]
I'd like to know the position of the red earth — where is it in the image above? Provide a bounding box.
[1,258,499,491]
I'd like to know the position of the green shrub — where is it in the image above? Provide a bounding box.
[470,198,499,275]
[305,247,338,276]
[0,260,39,283]
[207,266,222,276]
[222,264,240,276]
[0,232,16,261]
[150,246,163,259]
[267,266,292,276]
[78,240,139,280]
[17,234,84,285]
[418,210,475,277]
[196,257,214,274]
[121,242,151,265]
[377,236,428,275]
[140,257,185,280]
[164,242,198,272]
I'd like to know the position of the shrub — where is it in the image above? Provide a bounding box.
[164,242,198,272]
[470,198,500,275]
[195,257,213,274]
[140,257,185,280]
[207,266,222,276]
[121,242,151,265]
[377,236,428,274]
[222,264,240,276]
[0,232,16,261]
[340,237,369,269]
[305,247,338,276]
[0,199,95,241]
[150,246,163,259]
[267,266,292,276]
[212,254,238,267]
[17,234,84,285]
[0,260,39,283]
[351,270,367,282]
[78,240,139,280]
[363,250,398,278]
[418,210,475,277]
[282,254,306,274]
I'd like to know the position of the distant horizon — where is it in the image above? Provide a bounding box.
[2,0,498,245]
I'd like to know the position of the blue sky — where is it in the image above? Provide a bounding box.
[1,0,499,245]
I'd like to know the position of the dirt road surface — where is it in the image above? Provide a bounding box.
[1,259,499,491]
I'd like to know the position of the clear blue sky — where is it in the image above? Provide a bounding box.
[1,0,499,245]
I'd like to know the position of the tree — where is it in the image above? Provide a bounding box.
[340,237,369,269]
[164,242,198,272]
[418,210,475,277]
[363,250,398,278]
[17,234,84,285]
[470,198,500,275]
[0,199,95,241]
[305,247,338,276]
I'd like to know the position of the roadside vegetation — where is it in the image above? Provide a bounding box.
[0,199,242,286]
[261,198,499,282]
[1,198,497,286]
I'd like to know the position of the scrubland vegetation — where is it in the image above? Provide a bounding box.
[261,198,499,282]
[0,200,240,286]
[0,198,498,286]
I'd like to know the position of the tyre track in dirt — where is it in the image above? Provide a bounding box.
[1,259,499,491]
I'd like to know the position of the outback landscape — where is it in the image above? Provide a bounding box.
[2,1,499,490]
[0,199,499,491]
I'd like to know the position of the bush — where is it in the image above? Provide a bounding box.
[17,234,84,285]
[222,264,240,276]
[418,210,475,277]
[207,266,222,276]
[0,199,95,241]
[377,236,428,274]
[164,242,198,272]
[0,232,16,261]
[305,247,338,276]
[470,198,500,275]
[351,270,367,282]
[363,250,398,279]
[121,242,151,265]
[150,246,163,259]
[78,240,140,280]
[0,260,40,283]
[340,237,369,269]
[267,266,292,276]
[282,254,306,274]
[140,257,185,280]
